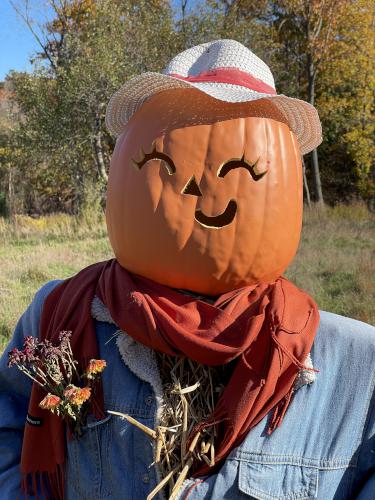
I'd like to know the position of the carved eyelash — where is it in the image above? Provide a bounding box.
[217,155,267,181]
[132,144,176,175]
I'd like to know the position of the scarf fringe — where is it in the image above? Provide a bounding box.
[265,326,317,436]
[271,331,319,373]
[22,464,65,500]
[266,386,294,435]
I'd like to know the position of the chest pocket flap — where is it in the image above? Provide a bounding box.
[238,459,318,500]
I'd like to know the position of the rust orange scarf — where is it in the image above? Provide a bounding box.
[21,259,319,498]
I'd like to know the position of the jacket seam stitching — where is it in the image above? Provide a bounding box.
[233,458,355,470]
[230,453,355,469]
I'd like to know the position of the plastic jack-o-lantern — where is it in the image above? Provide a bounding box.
[106,88,303,295]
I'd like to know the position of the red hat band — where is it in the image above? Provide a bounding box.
[168,67,276,95]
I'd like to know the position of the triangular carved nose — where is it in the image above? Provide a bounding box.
[181,175,202,197]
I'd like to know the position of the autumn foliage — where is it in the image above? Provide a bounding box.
[0,0,373,215]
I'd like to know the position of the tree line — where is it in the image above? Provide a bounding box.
[0,0,374,216]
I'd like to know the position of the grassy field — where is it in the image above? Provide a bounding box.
[0,203,374,352]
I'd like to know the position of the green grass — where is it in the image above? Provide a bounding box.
[0,204,374,352]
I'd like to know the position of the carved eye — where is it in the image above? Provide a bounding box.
[133,145,176,175]
[217,154,267,181]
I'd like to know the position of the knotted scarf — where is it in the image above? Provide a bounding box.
[21,259,319,498]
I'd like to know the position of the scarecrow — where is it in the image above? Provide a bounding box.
[1,40,375,500]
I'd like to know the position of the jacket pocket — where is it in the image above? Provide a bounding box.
[238,459,319,500]
[66,415,113,499]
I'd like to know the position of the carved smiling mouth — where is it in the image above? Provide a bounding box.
[194,200,237,228]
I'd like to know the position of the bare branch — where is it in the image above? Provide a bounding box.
[312,15,323,40]
[8,0,57,71]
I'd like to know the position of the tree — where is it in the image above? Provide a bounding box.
[269,0,353,204]
[3,0,374,214]
[317,0,374,204]
[6,0,175,213]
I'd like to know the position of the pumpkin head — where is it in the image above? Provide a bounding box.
[106,88,303,295]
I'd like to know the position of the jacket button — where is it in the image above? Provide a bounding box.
[142,473,150,483]
[145,395,153,406]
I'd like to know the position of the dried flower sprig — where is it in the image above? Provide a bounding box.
[8,332,106,431]
[85,359,107,379]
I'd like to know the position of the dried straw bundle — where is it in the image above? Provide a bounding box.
[109,352,234,500]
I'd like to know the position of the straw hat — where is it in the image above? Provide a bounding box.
[105,39,322,155]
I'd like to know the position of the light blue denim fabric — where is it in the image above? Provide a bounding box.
[1,280,375,500]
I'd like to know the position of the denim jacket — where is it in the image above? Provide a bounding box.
[1,280,375,500]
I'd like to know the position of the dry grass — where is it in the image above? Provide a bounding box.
[286,203,375,325]
[109,352,228,499]
[0,203,374,352]
[0,213,113,351]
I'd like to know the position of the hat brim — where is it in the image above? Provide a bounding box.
[105,72,322,155]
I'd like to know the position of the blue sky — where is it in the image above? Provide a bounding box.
[0,1,54,81]
[0,0,197,82]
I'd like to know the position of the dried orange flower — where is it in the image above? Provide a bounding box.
[63,385,78,401]
[39,393,61,411]
[75,387,91,405]
[86,359,107,379]
[64,385,91,406]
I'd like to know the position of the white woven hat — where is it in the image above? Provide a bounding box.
[106,39,322,155]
